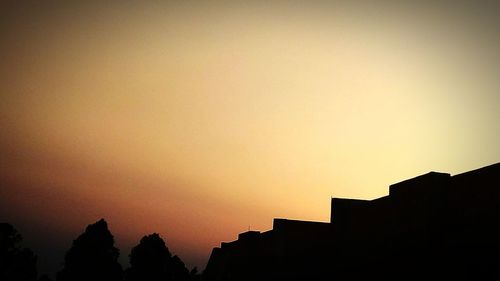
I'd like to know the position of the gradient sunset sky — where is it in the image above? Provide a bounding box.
[1,0,500,275]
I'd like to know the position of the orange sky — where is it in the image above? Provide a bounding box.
[1,0,500,274]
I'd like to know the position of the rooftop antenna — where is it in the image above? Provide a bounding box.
[248,225,250,231]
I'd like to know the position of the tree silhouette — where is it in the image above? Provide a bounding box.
[0,223,38,281]
[189,267,201,281]
[56,219,122,281]
[125,233,191,281]
[171,255,190,281]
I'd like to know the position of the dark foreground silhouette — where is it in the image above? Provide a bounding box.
[203,162,500,281]
[1,220,199,281]
[57,219,123,281]
[126,233,193,281]
[2,162,500,280]
[0,223,37,281]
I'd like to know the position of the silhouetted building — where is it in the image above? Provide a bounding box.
[203,162,500,281]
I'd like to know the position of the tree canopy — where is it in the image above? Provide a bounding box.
[0,223,37,281]
[126,233,191,281]
[56,219,122,281]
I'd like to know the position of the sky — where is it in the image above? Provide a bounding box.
[1,0,500,276]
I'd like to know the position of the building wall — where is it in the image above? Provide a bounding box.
[203,162,500,281]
